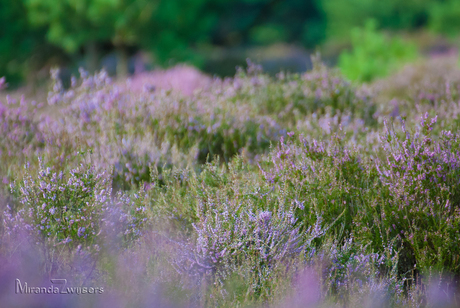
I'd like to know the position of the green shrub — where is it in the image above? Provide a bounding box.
[374,115,460,275]
[338,19,418,82]
[3,160,147,252]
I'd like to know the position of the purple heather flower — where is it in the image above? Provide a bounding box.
[77,227,86,237]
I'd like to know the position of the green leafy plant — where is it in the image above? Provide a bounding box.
[338,19,418,82]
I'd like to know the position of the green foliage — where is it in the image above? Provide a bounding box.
[24,0,112,53]
[9,0,459,84]
[429,0,460,37]
[249,24,287,45]
[322,0,435,38]
[259,133,375,241]
[23,0,161,75]
[338,20,418,82]
[0,0,49,86]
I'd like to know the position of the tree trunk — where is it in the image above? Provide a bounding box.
[116,46,129,78]
[85,41,99,73]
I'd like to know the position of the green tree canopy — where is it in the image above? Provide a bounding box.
[24,0,115,73]
[321,0,434,38]
[0,0,48,85]
[23,0,229,76]
[429,0,460,38]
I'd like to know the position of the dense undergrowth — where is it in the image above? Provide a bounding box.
[1,57,460,307]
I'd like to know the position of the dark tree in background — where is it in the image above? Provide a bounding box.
[0,0,50,86]
[23,0,153,76]
[209,0,325,47]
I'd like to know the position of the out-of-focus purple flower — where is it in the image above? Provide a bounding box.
[0,76,8,90]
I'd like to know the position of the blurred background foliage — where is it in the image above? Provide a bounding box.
[338,19,419,82]
[1,0,460,87]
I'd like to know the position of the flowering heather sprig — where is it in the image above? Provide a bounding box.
[41,67,285,189]
[3,160,147,253]
[226,57,376,128]
[0,96,44,162]
[371,56,460,128]
[376,113,460,274]
[172,197,311,284]
[258,133,368,237]
[3,160,109,250]
[101,190,148,249]
[319,238,387,295]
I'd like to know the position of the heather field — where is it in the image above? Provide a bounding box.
[1,55,460,307]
